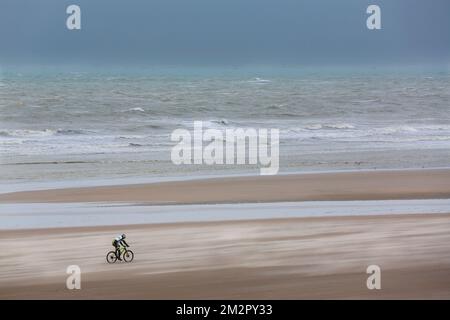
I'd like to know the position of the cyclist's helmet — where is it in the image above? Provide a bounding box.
[121,233,126,239]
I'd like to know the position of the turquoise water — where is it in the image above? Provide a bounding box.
[1,66,449,183]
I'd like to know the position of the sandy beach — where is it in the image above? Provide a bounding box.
[0,169,450,299]
[1,214,450,299]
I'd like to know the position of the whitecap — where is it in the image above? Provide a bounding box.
[379,126,418,134]
[123,107,145,113]
[248,77,271,83]
[324,123,355,130]
[304,123,355,130]
[305,124,323,130]
[56,129,86,135]
[0,129,56,138]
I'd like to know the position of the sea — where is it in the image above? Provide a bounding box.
[1,66,449,188]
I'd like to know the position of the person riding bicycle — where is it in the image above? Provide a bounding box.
[112,234,129,261]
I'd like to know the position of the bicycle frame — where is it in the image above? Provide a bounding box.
[119,245,127,254]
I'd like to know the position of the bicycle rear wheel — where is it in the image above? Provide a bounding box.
[123,250,134,262]
[106,251,117,264]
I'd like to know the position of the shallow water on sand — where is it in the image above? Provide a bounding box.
[1,199,450,229]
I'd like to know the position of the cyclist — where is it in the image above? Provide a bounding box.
[112,234,129,261]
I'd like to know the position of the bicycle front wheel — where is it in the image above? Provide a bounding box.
[123,250,134,262]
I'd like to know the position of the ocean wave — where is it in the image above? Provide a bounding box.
[120,123,166,132]
[350,98,381,104]
[305,123,355,130]
[378,126,418,134]
[193,119,231,129]
[326,123,356,130]
[145,123,167,130]
[117,135,144,140]
[304,124,323,130]
[420,136,450,141]
[0,128,88,138]
[56,129,87,135]
[416,124,450,131]
[128,143,143,147]
[0,139,24,145]
[123,107,145,113]
[282,122,450,143]
[247,77,271,83]
[0,129,56,138]
[211,119,229,126]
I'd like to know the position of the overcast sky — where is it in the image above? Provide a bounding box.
[0,0,449,66]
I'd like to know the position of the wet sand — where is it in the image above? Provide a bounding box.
[1,169,450,204]
[1,214,450,299]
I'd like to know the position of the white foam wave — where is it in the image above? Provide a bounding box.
[123,107,145,113]
[305,123,355,130]
[0,129,56,138]
[378,126,418,134]
[248,77,271,83]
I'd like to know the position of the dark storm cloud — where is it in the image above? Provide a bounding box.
[0,0,448,66]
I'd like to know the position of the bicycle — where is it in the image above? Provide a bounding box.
[106,245,134,263]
